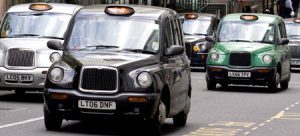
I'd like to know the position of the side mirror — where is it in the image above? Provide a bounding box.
[279,38,289,45]
[165,45,184,56]
[205,36,216,43]
[47,40,63,50]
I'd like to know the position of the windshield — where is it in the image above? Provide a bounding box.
[0,12,72,38]
[183,19,211,35]
[67,17,160,53]
[285,23,300,39]
[219,21,275,44]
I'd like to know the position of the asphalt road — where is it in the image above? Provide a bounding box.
[1,70,300,136]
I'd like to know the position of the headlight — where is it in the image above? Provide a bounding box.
[210,52,219,61]
[200,44,207,51]
[263,55,272,64]
[137,72,152,87]
[193,45,200,52]
[50,52,61,63]
[49,67,64,82]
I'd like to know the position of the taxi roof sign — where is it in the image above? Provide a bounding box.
[29,3,52,11]
[240,15,258,21]
[104,6,135,16]
[294,18,300,23]
[184,13,198,19]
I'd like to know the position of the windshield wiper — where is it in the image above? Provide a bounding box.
[11,34,40,38]
[78,45,119,51]
[227,40,252,42]
[40,36,64,40]
[252,41,274,44]
[119,48,157,55]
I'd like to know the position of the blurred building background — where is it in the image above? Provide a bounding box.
[0,0,299,20]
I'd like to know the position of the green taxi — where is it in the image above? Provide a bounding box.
[205,14,291,91]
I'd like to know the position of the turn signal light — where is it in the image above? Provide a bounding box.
[257,69,270,73]
[50,93,68,100]
[128,97,147,102]
[210,67,223,72]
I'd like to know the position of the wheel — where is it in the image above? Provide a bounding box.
[280,79,289,90]
[146,100,166,136]
[268,71,280,92]
[207,79,216,90]
[44,106,62,131]
[14,90,25,96]
[173,111,187,127]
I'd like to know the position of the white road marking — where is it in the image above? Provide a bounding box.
[259,123,265,127]
[0,117,44,129]
[251,127,258,130]
[191,76,205,79]
[244,131,250,135]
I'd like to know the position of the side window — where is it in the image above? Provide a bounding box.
[165,20,174,48]
[175,19,184,46]
[281,22,287,38]
[171,20,180,46]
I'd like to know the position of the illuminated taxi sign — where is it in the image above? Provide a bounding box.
[104,6,135,16]
[240,15,258,21]
[294,18,300,23]
[184,13,198,19]
[29,4,52,11]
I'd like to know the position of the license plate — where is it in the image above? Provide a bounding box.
[4,74,34,82]
[228,72,251,78]
[78,100,116,110]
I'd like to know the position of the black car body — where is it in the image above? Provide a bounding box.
[43,5,191,135]
[180,13,218,68]
[284,18,300,67]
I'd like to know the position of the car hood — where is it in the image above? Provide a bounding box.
[0,38,62,53]
[63,51,159,70]
[184,35,206,43]
[214,42,274,55]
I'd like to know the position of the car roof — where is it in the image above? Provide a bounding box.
[222,13,282,24]
[7,3,83,15]
[77,4,177,20]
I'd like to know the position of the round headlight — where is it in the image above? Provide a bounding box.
[49,67,64,82]
[50,52,61,63]
[200,44,207,51]
[137,72,152,87]
[263,55,272,64]
[210,53,219,61]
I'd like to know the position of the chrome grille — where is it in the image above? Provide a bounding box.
[229,52,251,66]
[7,48,34,67]
[79,67,118,93]
[289,46,300,58]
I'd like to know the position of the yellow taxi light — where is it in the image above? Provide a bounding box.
[294,18,300,23]
[104,6,135,16]
[240,15,258,21]
[29,3,52,11]
[184,13,198,19]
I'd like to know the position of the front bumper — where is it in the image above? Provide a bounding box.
[44,88,159,120]
[190,53,208,67]
[206,65,276,85]
[0,67,48,90]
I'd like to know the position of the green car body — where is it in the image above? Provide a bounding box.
[206,13,291,91]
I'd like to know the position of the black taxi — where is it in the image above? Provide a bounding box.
[44,5,191,135]
[180,13,218,69]
[284,18,300,67]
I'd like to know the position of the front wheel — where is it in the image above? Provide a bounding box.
[44,106,62,131]
[173,111,187,127]
[146,100,166,136]
[268,72,280,92]
[280,79,289,90]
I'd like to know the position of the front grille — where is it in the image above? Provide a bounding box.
[289,46,300,58]
[229,52,251,66]
[7,48,34,67]
[80,67,118,93]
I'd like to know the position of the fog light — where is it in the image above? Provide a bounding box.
[128,97,147,102]
[50,93,68,100]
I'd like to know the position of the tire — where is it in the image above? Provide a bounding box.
[280,79,289,90]
[14,90,25,96]
[146,101,166,136]
[268,71,280,92]
[173,111,187,127]
[207,79,216,90]
[44,106,62,131]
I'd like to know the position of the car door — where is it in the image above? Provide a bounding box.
[163,18,187,116]
[278,22,290,79]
